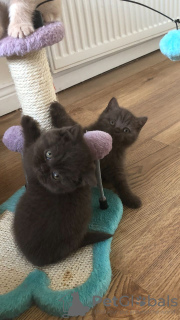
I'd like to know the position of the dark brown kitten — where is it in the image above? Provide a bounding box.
[13,115,112,267]
[50,100,147,209]
[87,97,147,209]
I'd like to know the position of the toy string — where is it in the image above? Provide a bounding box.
[121,0,180,30]
[36,0,54,9]
[37,0,180,29]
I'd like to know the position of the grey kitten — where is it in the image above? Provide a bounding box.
[13,113,112,267]
[50,99,147,209]
[87,97,147,208]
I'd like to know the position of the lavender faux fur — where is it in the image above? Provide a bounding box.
[84,131,112,160]
[3,125,112,160]
[2,126,24,153]
[0,22,64,57]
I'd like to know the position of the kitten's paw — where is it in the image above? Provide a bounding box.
[8,23,34,38]
[123,195,142,209]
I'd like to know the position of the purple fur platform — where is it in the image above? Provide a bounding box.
[3,126,112,160]
[0,22,64,57]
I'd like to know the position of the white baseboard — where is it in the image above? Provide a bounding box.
[0,83,20,117]
[53,35,163,92]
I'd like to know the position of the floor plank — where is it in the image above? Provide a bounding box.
[154,121,180,148]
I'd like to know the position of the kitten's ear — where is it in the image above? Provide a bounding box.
[21,116,41,148]
[50,101,64,118]
[105,97,119,112]
[50,101,77,128]
[82,169,97,187]
[65,125,82,141]
[50,101,65,124]
[137,117,148,130]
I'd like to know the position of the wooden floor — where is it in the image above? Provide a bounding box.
[1,51,180,319]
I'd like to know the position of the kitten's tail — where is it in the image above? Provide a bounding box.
[81,230,113,248]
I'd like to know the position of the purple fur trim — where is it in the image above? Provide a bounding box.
[0,22,64,57]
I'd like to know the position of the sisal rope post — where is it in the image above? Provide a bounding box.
[7,49,56,129]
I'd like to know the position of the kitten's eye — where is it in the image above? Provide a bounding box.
[123,127,130,133]
[110,120,115,126]
[45,150,52,160]
[52,172,60,180]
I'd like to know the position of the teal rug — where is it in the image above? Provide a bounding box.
[0,187,123,319]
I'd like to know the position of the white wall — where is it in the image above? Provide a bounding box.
[0,58,19,116]
[0,58,12,85]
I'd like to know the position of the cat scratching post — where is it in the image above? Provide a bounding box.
[0,20,110,208]
[0,22,64,129]
[7,50,56,129]
[0,22,123,319]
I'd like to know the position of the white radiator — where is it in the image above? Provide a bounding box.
[49,0,178,75]
[0,1,179,115]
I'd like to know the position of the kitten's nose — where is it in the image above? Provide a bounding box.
[40,164,49,173]
[114,127,121,133]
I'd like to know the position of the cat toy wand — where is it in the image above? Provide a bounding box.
[121,0,180,30]
[96,159,108,210]
[98,0,180,210]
